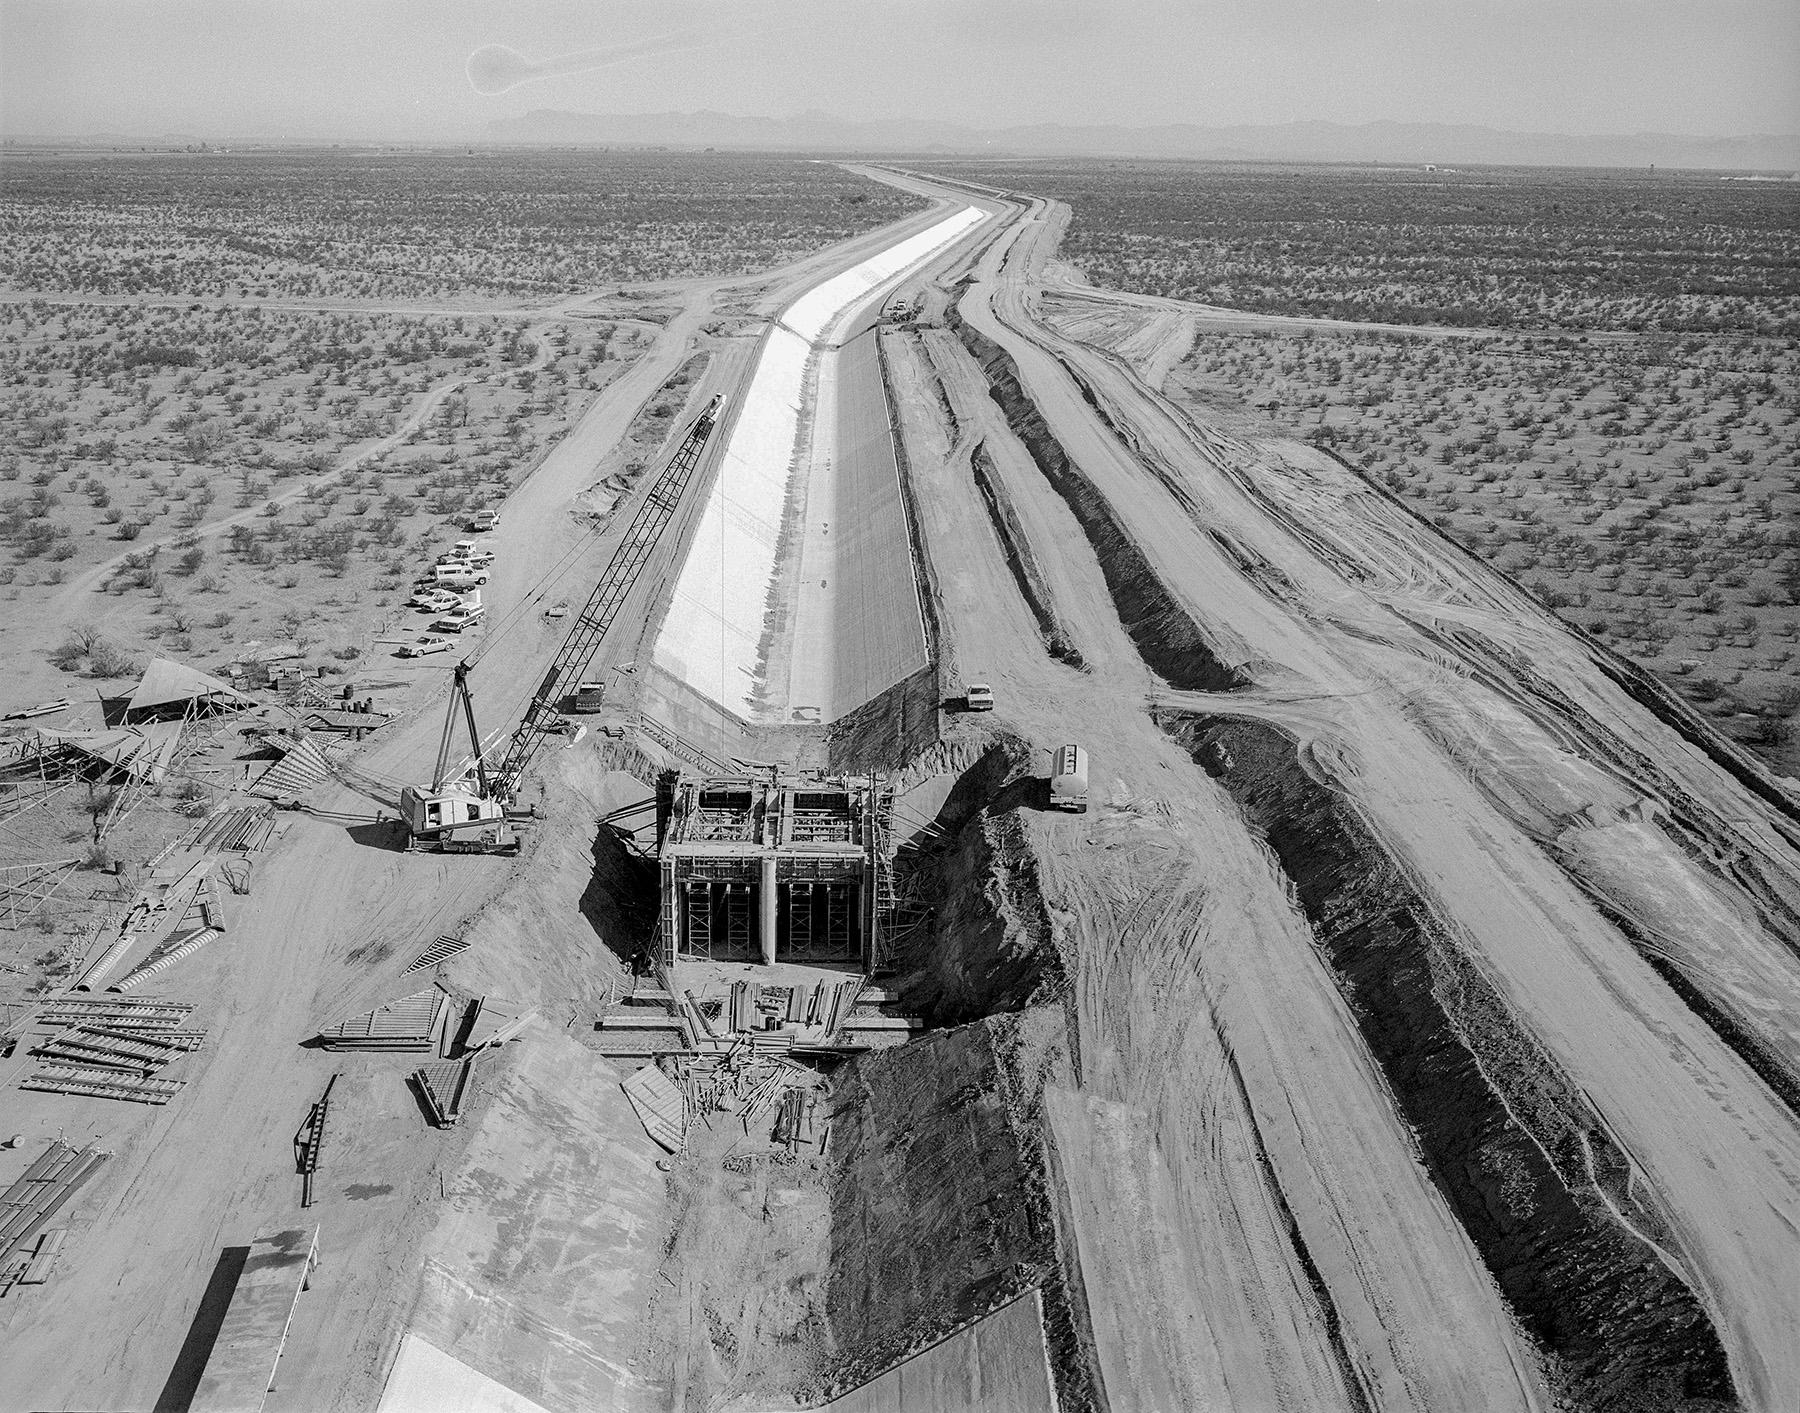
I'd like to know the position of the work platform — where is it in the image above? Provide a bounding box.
[655,771,895,973]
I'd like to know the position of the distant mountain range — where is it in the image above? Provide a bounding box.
[486,110,1800,172]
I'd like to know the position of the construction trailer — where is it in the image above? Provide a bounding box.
[655,772,892,972]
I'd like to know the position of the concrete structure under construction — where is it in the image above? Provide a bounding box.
[655,772,888,972]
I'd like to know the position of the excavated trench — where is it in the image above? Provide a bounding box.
[815,737,1096,1406]
[1161,711,1740,1413]
[951,312,1247,693]
[641,738,1097,1409]
[969,441,1087,670]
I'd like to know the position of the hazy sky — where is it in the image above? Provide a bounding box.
[3,0,1796,140]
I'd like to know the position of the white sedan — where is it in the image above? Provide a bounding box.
[398,634,455,658]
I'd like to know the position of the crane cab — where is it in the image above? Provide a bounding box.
[399,784,515,853]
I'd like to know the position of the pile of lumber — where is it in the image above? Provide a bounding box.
[724,978,863,1038]
[627,1045,828,1155]
[0,1142,107,1294]
[316,987,453,1053]
[190,804,275,853]
[414,1056,477,1128]
[19,999,203,1105]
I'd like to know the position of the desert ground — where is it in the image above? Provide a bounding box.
[1,152,1797,1413]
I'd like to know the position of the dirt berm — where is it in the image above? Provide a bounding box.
[951,310,1246,694]
[1162,710,1739,1412]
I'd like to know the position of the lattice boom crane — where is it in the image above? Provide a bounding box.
[492,394,722,794]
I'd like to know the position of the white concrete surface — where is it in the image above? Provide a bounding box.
[376,1334,554,1413]
[654,206,986,720]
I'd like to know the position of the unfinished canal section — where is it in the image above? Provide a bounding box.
[1160,711,1740,1412]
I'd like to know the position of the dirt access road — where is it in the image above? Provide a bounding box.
[0,190,971,1413]
[867,165,1800,1411]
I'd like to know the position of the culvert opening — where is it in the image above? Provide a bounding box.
[1161,711,1739,1412]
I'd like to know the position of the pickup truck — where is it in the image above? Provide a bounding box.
[964,683,995,712]
[432,605,487,633]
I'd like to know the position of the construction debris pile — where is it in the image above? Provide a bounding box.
[187,802,277,854]
[622,1045,826,1159]
[0,1141,109,1297]
[18,999,204,1105]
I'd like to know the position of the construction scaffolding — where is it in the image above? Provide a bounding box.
[654,771,900,972]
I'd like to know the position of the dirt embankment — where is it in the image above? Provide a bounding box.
[573,352,713,526]
[888,739,1067,1027]
[821,1010,1100,1411]
[1408,620,1800,1112]
[949,311,1247,693]
[969,441,1087,670]
[1163,712,1739,1412]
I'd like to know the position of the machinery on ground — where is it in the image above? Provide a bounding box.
[1049,743,1089,813]
[399,395,724,852]
[399,659,517,853]
[489,394,722,793]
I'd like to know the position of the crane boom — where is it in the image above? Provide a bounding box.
[492,395,722,794]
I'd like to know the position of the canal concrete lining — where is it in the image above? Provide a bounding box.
[653,204,986,725]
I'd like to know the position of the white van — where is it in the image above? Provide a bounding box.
[1049,744,1089,813]
[435,563,489,588]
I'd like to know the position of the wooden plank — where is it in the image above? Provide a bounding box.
[621,1063,685,1153]
[19,1226,68,1284]
[191,1224,320,1413]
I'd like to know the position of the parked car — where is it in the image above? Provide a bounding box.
[409,589,459,612]
[470,510,500,532]
[964,683,995,712]
[398,634,454,658]
[432,605,487,633]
